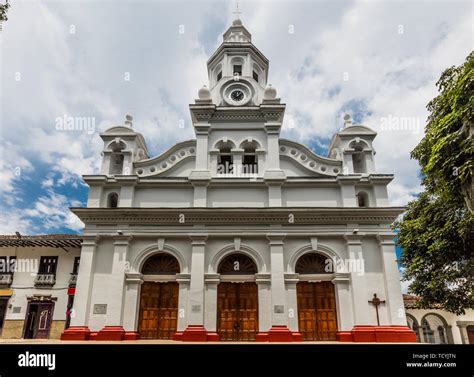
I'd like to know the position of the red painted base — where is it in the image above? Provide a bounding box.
[96,326,126,341]
[338,326,417,343]
[256,326,302,342]
[174,326,217,341]
[124,332,140,340]
[60,326,91,341]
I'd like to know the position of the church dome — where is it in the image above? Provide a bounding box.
[198,85,211,100]
[264,84,277,100]
[232,18,243,26]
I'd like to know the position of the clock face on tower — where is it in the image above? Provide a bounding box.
[230,89,245,102]
[223,83,252,106]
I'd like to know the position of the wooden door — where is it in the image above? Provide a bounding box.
[138,282,178,339]
[23,302,54,339]
[36,302,54,339]
[217,282,258,341]
[467,326,474,344]
[297,281,337,341]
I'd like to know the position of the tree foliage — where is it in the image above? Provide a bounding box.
[0,0,10,23]
[395,52,473,315]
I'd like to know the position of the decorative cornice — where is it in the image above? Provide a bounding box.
[71,207,404,226]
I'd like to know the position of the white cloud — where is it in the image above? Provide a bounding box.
[23,190,84,232]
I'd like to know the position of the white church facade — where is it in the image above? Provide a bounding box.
[60,19,416,342]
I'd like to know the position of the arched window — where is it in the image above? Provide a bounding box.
[421,313,451,344]
[216,141,234,174]
[141,254,180,275]
[213,64,222,84]
[107,192,119,208]
[240,140,259,174]
[295,253,332,274]
[437,326,447,344]
[231,57,244,76]
[406,314,421,342]
[252,64,264,84]
[350,141,368,173]
[218,254,257,275]
[109,141,126,175]
[356,191,369,207]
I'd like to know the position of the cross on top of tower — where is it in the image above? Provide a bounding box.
[232,1,242,19]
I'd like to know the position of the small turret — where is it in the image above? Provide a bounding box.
[328,114,377,175]
[99,115,148,176]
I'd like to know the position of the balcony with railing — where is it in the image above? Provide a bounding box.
[68,273,78,287]
[0,273,13,287]
[34,273,56,287]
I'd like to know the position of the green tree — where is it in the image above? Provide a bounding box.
[396,52,473,315]
[0,0,10,24]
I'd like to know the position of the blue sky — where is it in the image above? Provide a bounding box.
[0,0,472,235]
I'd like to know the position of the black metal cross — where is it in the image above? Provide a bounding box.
[368,293,386,326]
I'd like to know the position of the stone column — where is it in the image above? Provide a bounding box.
[255,274,272,337]
[61,236,98,340]
[176,274,191,332]
[344,234,371,325]
[177,234,213,341]
[284,274,299,332]
[100,151,112,175]
[332,273,354,336]
[190,122,211,207]
[123,273,143,338]
[265,234,301,341]
[117,176,138,207]
[232,148,244,176]
[85,177,106,207]
[378,234,406,325]
[337,176,359,207]
[194,124,210,170]
[96,235,132,340]
[204,274,220,338]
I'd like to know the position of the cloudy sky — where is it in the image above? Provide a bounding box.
[0,0,472,235]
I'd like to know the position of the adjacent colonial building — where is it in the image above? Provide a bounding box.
[54,18,415,342]
[404,295,474,344]
[0,235,81,339]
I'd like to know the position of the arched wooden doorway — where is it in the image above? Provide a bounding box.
[296,253,338,341]
[137,253,180,339]
[217,253,258,341]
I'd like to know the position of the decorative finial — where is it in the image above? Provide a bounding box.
[343,113,352,127]
[264,84,277,100]
[125,114,133,127]
[198,85,211,100]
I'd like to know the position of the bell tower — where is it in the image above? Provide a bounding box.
[206,18,270,107]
